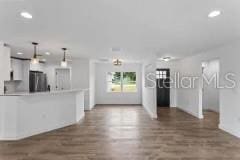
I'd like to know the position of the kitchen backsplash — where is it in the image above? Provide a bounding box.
[4,81,22,93]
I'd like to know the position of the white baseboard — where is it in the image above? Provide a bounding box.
[177,106,203,119]
[0,117,85,141]
[18,121,77,140]
[219,123,240,138]
[143,105,157,119]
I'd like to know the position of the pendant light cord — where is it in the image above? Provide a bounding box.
[32,42,38,58]
[62,48,67,62]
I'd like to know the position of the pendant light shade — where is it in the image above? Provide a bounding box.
[113,59,122,66]
[61,48,67,67]
[31,42,39,64]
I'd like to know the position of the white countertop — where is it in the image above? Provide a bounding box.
[1,88,89,96]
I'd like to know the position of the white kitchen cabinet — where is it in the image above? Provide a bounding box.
[0,43,11,94]
[0,45,11,81]
[11,58,23,81]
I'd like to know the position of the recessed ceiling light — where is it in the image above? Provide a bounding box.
[20,11,33,19]
[208,10,221,18]
[162,57,171,62]
[17,52,23,55]
[113,59,122,66]
[45,52,51,55]
[158,57,172,62]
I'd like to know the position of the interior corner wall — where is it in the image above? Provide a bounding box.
[95,63,142,105]
[176,40,240,138]
[89,60,96,110]
[202,59,220,113]
[177,56,204,119]
[142,61,157,119]
[71,59,91,110]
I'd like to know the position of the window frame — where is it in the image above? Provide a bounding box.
[106,71,137,93]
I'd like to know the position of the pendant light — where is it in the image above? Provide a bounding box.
[31,42,39,64]
[61,48,67,67]
[113,59,122,66]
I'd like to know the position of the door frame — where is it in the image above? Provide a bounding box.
[54,67,72,90]
[156,68,170,107]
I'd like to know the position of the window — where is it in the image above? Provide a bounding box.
[107,72,137,92]
[107,72,121,92]
[123,72,137,92]
[156,70,167,79]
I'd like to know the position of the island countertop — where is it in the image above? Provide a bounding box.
[1,88,89,96]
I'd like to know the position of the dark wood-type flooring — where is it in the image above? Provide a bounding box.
[0,105,240,160]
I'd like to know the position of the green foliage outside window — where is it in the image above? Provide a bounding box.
[107,72,137,92]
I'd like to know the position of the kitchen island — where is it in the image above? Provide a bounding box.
[0,89,87,140]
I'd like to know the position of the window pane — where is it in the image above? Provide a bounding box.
[107,72,121,92]
[123,72,137,92]
[123,81,137,92]
[107,81,121,92]
[107,72,121,82]
[156,75,160,79]
[123,72,136,82]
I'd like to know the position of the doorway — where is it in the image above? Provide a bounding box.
[156,69,170,107]
[201,59,220,123]
[55,68,71,90]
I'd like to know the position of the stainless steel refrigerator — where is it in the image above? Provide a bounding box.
[29,71,48,92]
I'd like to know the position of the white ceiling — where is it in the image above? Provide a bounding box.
[0,0,240,61]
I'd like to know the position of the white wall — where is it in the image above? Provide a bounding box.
[71,59,91,110]
[142,62,157,118]
[43,59,92,110]
[176,40,240,138]
[202,59,220,112]
[95,63,142,105]
[177,56,204,119]
[89,60,96,109]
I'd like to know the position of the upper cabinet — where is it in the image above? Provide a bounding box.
[11,58,23,81]
[0,42,11,94]
[0,44,11,81]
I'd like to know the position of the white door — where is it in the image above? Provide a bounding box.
[55,68,71,90]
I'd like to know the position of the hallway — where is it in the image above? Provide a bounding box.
[1,105,240,160]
